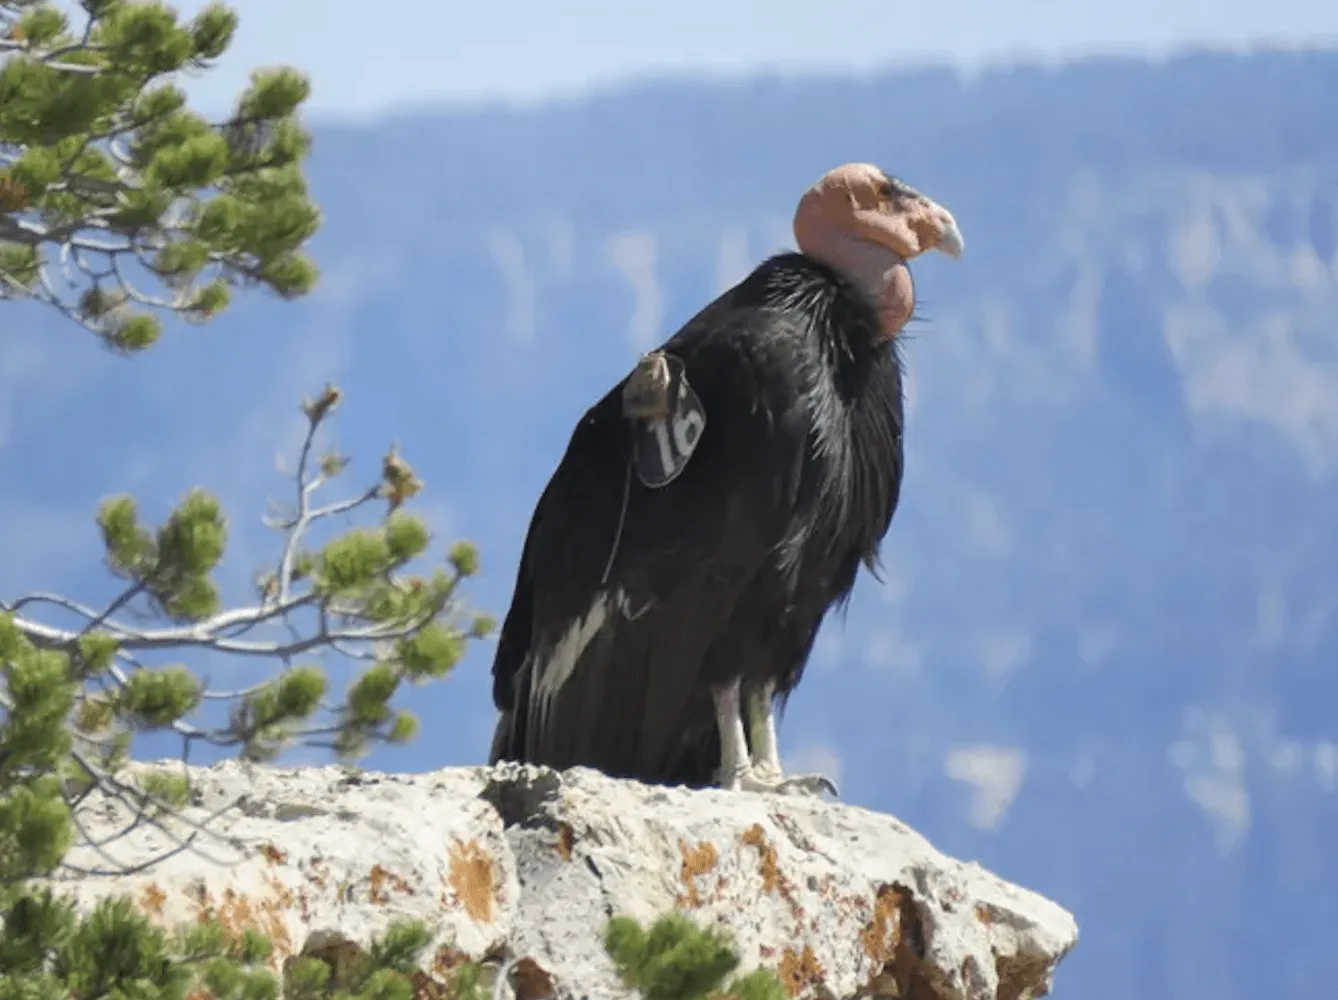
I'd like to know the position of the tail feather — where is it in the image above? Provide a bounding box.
[488,711,513,765]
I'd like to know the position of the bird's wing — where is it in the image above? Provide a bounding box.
[490,305,808,782]
[486,523,537,763]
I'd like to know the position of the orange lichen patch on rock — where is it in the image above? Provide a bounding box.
[675,839,719,908]
[739,824,781,895]
[447,839,496,923]
[738,824,805,924]
[138,881,167,918]
[369,863,415,905]
[261,843,288,865]
[183,878,295,963]
[184,881,294,967]
[777,944,825,998]
[859,883,932,1000]
[555,821,575,861]
[859,884,907,966]
[262,872,296,909]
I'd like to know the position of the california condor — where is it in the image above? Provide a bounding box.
[488,162,964,795]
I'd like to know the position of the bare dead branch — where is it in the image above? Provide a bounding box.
[0,385,476,881]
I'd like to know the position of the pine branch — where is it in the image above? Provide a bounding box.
[1,0,320,350]
[1,385,492,892]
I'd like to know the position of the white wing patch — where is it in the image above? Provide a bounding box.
[531,591,614,727]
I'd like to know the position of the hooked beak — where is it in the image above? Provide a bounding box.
[913,196,964,260]
[865,183,965,263]
[934,211,964,259]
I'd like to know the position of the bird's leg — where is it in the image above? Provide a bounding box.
[714,679,839,798]
[713,678,754,791]
[746,681,784,780]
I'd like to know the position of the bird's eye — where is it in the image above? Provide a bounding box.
[880,176,915,201]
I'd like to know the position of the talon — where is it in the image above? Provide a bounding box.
[777,774,840,799]
[726,765,840,799]
[623,351,674,420]
[753,762,782,782]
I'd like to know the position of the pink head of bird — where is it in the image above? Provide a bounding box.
[793,163,964,340]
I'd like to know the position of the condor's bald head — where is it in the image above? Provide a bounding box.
[793,163,963,340]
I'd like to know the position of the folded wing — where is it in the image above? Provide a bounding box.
[489,305,809,784]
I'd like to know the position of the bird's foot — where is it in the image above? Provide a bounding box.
[721,764,839,799]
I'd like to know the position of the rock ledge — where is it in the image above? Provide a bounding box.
[47,760,1078,1000]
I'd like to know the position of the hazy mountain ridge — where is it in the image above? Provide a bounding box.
[3,48,1337,1000]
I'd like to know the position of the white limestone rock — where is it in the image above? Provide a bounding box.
[44,760,1077,1000]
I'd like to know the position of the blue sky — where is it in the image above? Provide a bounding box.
[169,0,1338,116]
